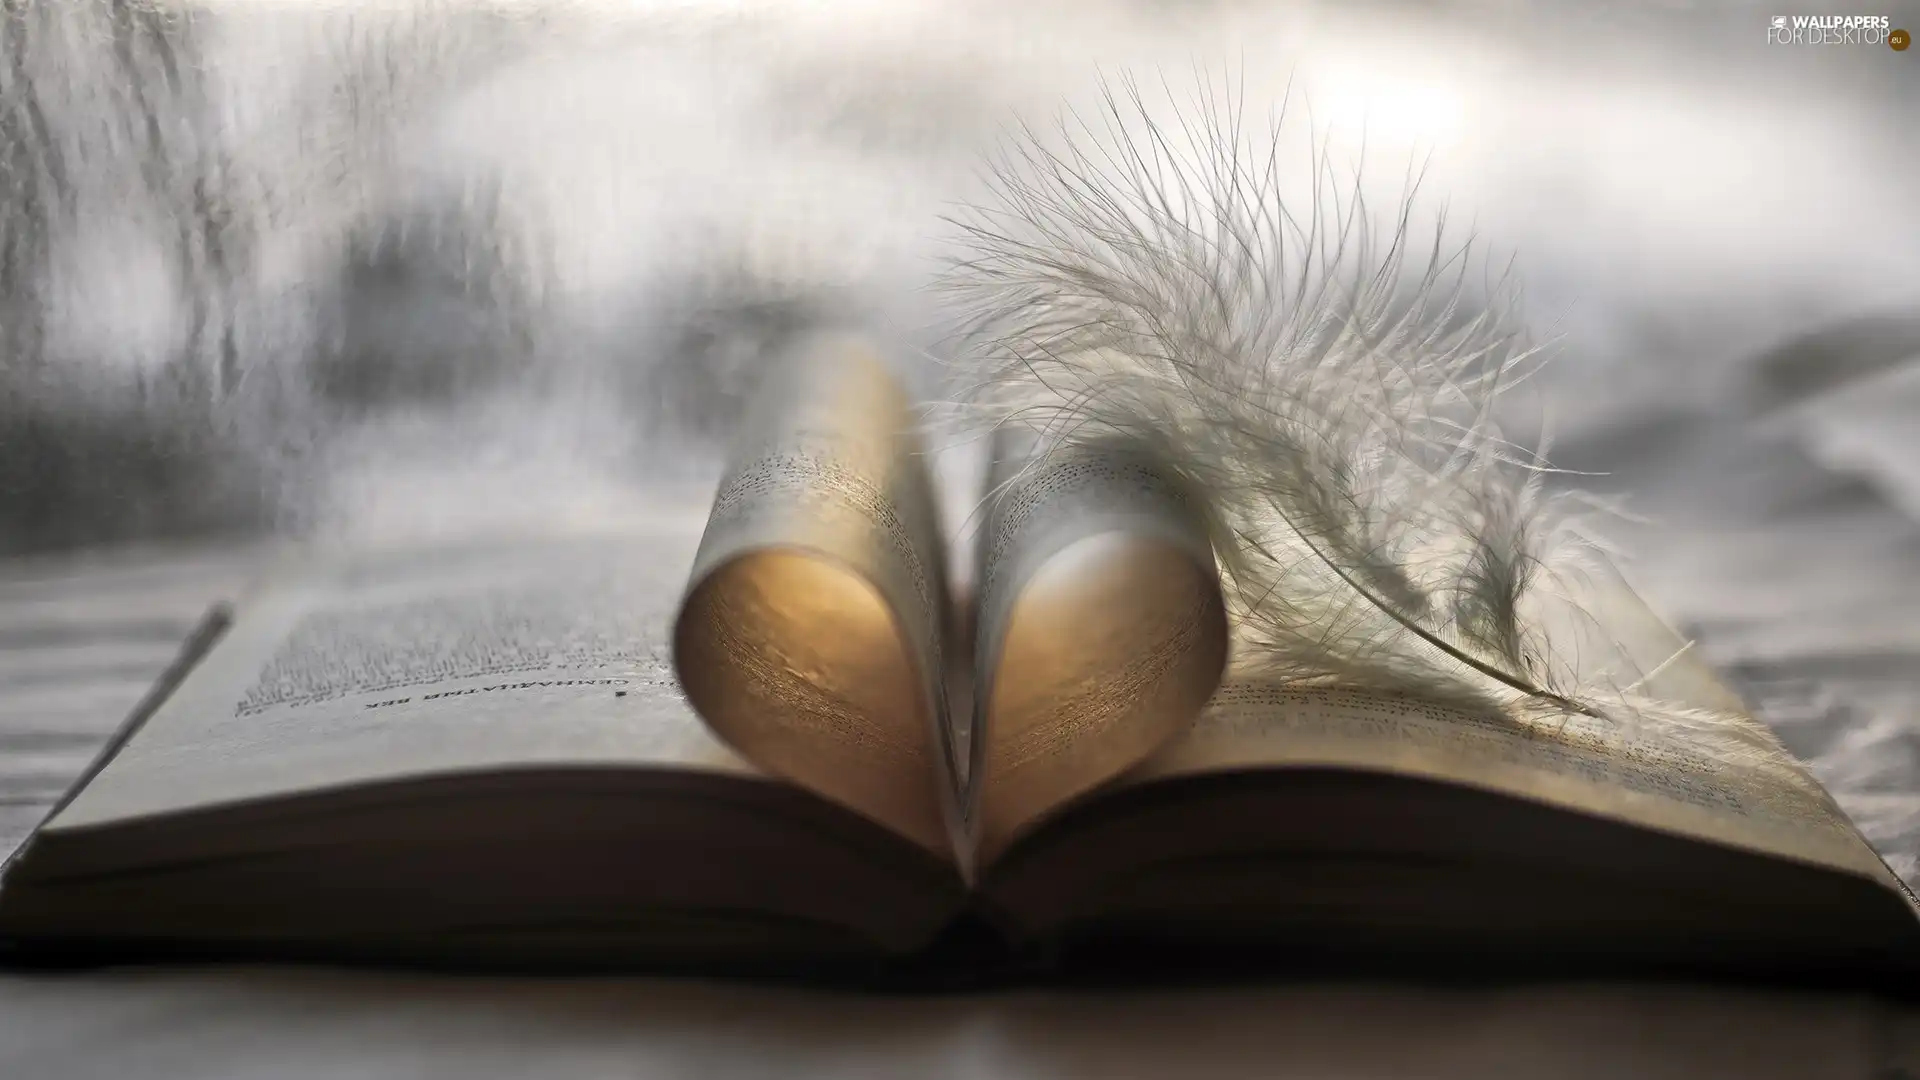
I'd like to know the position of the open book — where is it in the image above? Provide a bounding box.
[4,333,1918,987]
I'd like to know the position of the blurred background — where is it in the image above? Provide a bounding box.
[0,0,1917,883]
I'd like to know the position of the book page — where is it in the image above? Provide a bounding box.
[50,521,756,832]
[969,431,1227,860]
[1127,570,1902,887]
[673,333,956,855]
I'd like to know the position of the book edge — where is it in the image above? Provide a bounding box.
[0,601,234,880]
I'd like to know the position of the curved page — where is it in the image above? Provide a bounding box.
[674,334,957,856]
[971,431,1228,862]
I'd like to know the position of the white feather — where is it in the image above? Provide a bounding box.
[935,72,1805,775]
